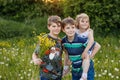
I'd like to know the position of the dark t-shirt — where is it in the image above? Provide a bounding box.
[34,34,63,79]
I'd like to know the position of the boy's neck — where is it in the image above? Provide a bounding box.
[48,33,58,39]
[67,36,74,42]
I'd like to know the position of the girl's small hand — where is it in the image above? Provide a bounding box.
[82,52,88,59]
[33,58,42,65]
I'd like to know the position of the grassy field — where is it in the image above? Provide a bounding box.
[0,35,120,80]
[0,17,120,80]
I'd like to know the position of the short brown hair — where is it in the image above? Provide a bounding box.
[48,15,61,26]
[62,17,75,29]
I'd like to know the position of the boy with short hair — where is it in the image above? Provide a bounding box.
[32,15,63,80]
[62,17,95,80]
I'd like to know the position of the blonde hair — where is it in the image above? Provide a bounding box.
[76,13,90,29]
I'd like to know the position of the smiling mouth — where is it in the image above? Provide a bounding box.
[68,33,74,34]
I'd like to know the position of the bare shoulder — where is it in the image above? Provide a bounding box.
[88,28,93,33]
[88,28,93,31]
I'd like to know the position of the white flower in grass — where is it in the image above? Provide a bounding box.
[21,52,24,55]
[22,59,24,62]
[100,50,102,53]
[0,62,4,65]
[114,67,119,72]
[3,48,6,51]
[4,56,6,59]
[16,48,19,51]
[0,75,2,78]
[107,44,110,47]
[7,58,10,61]
[105,55,108,58]
[102,72,106,75]
[29,69,31,72]
[20,76,23,79]
[94,74,97,77]
[97,61,100,63]
[13,54,16,57]
[30,60,33,64]
[24,71,26,75]
[27,73,31,76]
[111,75,114,78]
[111,60,114,63]
[5,64,9,66]
[18,74,21,76]
[11,50,14,53]
[119,60,120,63]
[108,73,112,76]
[98,74,102,77]
[104,70,107,73]
[116,76,119,79]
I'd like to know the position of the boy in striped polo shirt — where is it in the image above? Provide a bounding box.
[62,17,95,80]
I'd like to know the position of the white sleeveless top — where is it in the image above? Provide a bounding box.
[75,29,89,39]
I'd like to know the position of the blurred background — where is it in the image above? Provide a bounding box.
[0,0,120,80]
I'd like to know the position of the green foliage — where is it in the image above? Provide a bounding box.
[63,0,120,36]
[0,17,35,39]
[0,0,45,21]
[0,0,63,21]
[0,16,50,39]
[0,0,120,38]
[24,16,49,35]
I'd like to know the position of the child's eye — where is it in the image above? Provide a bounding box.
[58,25,61,27]
[52,26,56,27]
[72,27,75,29]
[86,21,88,23]
[66,27,70,29]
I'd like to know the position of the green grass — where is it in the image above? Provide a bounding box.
[0,35,120,80]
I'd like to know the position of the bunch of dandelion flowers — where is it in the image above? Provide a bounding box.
[37,33,55,57]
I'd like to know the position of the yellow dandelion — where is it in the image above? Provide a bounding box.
[37,33,55,57]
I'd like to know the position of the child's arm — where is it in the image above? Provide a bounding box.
[89,42,101,58]
[64,49,71,66]
[32,44,42,65]
[62,48,71,76]
[32,53,42,65]
[82,29,94,59]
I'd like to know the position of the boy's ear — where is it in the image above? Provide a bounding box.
[47,25,50,30]
[62,28,65,33]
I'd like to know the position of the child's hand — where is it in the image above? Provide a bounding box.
[62,66,70,77]
[82,52,87,59]
[33,58,42,65]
